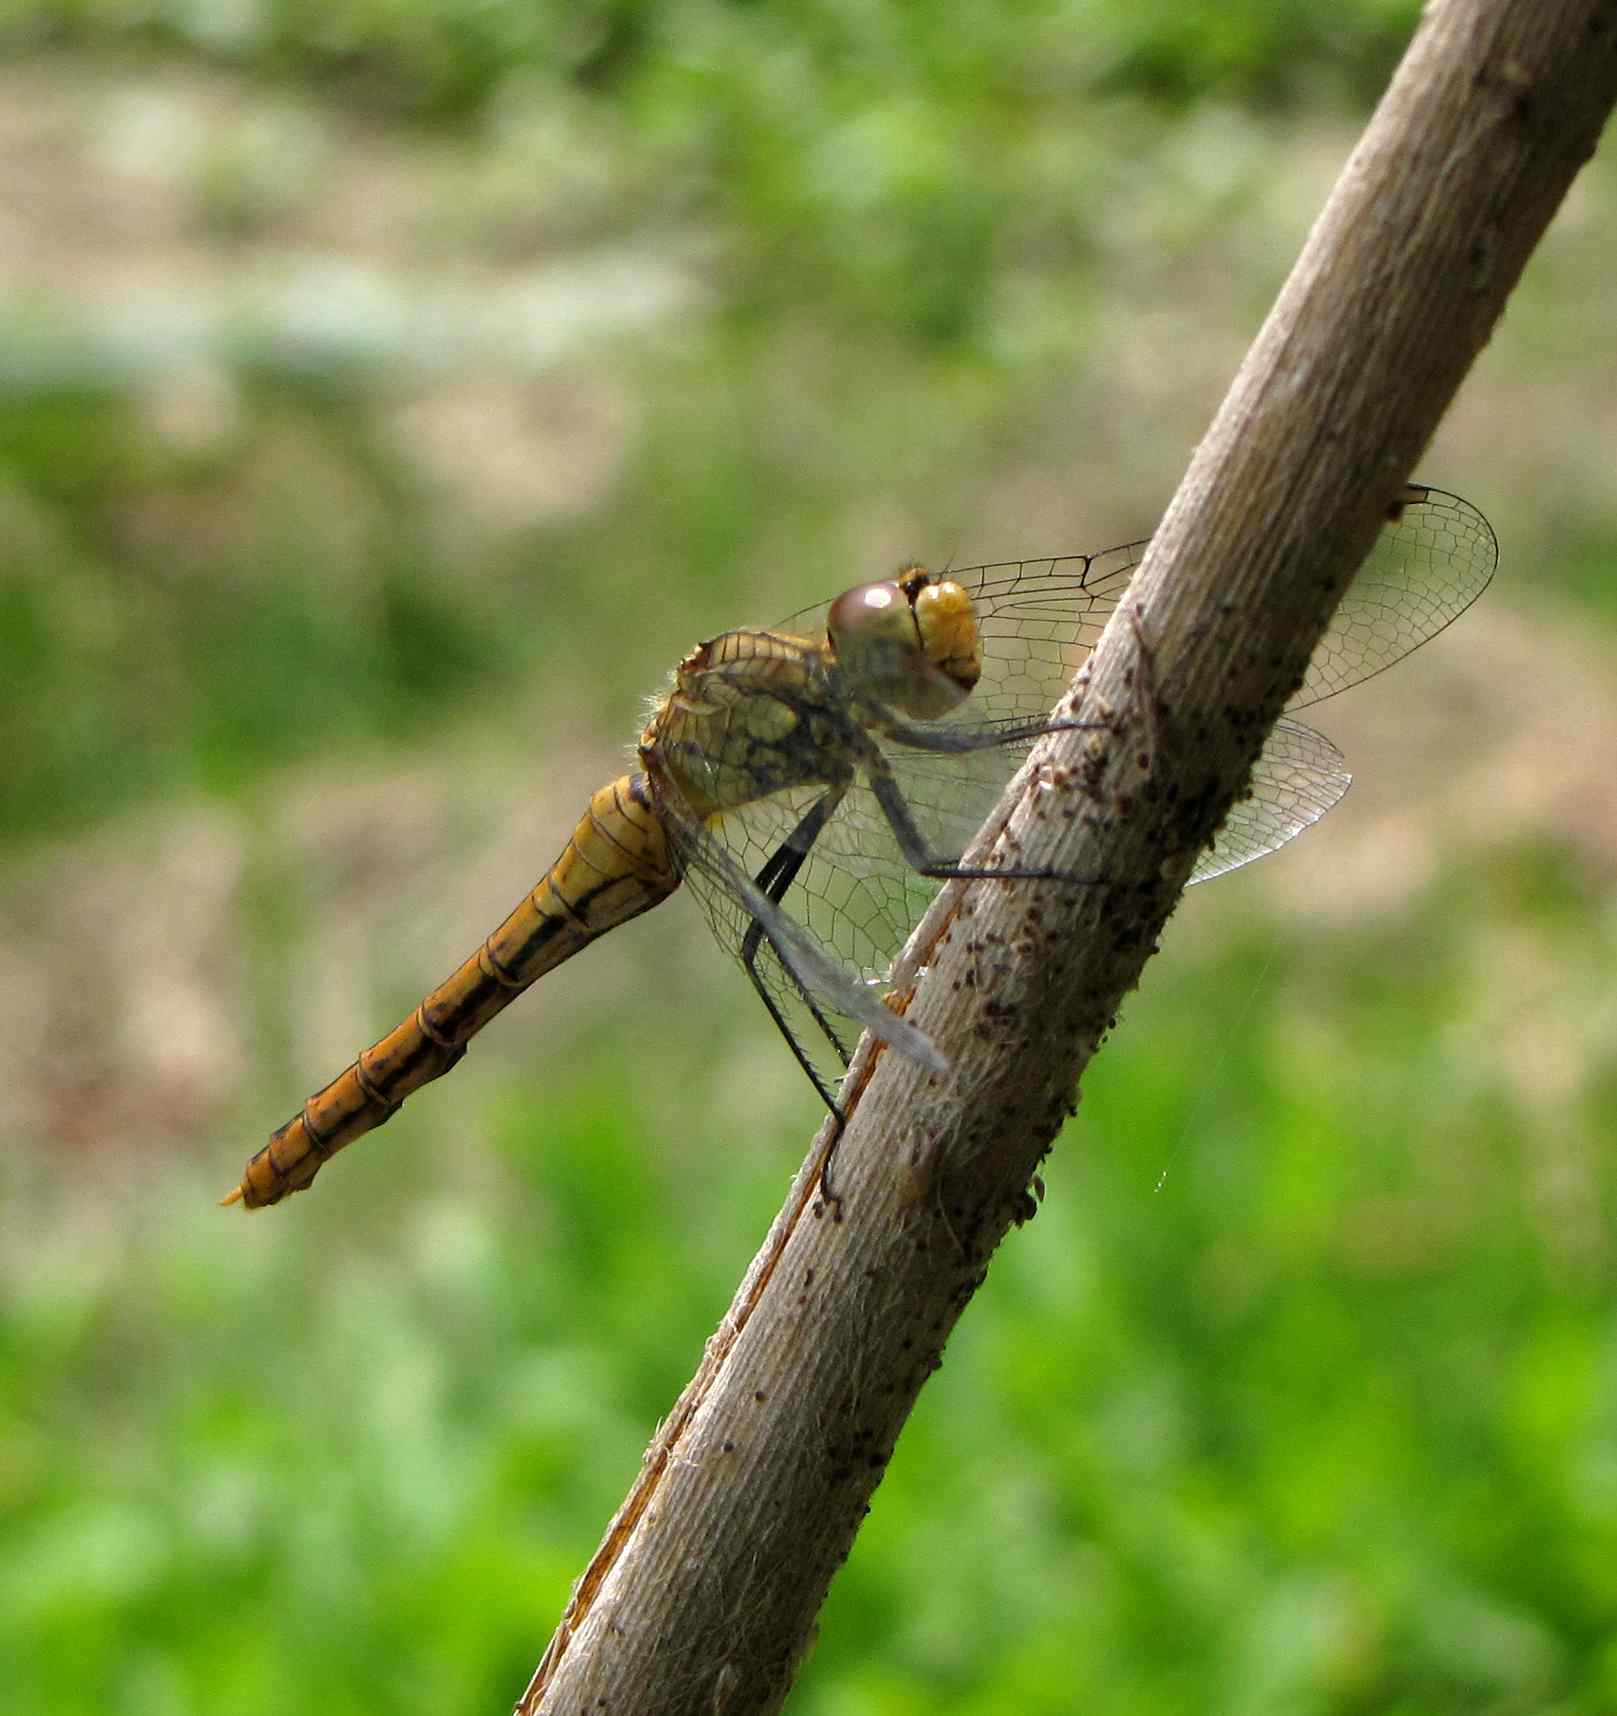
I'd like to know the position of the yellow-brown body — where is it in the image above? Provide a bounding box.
[226,775,677,1207]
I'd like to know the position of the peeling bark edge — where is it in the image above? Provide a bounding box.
[519,4,1617,1712]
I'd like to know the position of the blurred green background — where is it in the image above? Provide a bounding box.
[2,3,1615,1712]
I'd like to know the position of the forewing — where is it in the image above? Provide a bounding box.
[929,487,1496,724]
[1290,487,1498,710]
[960,539,1146,722]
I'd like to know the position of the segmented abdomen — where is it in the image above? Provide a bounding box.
[225,773,677,1208]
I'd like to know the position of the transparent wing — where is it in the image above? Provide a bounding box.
[692,487,1494,1092]
[771,482,1492,903]
[1188,717,1350,884]
[780,486,1496,730]
[660,783,946,1104]
[1290,487,1499,709]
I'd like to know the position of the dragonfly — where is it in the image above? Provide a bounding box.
[224,484,1496,1209]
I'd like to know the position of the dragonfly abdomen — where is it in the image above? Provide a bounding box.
[225,773,678,1209]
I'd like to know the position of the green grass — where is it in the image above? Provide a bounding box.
[7,880,1615,1714]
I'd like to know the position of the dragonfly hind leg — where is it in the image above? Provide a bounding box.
[740,790,860,1209]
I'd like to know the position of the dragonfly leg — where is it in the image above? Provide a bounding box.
[879,710,1111,755]
[816,1106,849,1219]
[740,952,851,1213]
[861,745,1107,886]
[740,789,858,1209]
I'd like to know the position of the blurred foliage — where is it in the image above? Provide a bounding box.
[0,385,499,840]
[9,0,1422,115]
[3,0,1425,358]
[2,2,1616,1714]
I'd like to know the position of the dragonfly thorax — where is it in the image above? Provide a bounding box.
[827,564,982,723]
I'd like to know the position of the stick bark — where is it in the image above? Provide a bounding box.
[518,3,1617,1710]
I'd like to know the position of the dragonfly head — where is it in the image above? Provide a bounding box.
[828,564,982,721]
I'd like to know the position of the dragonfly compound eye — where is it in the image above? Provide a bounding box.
[829,573,982,722]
